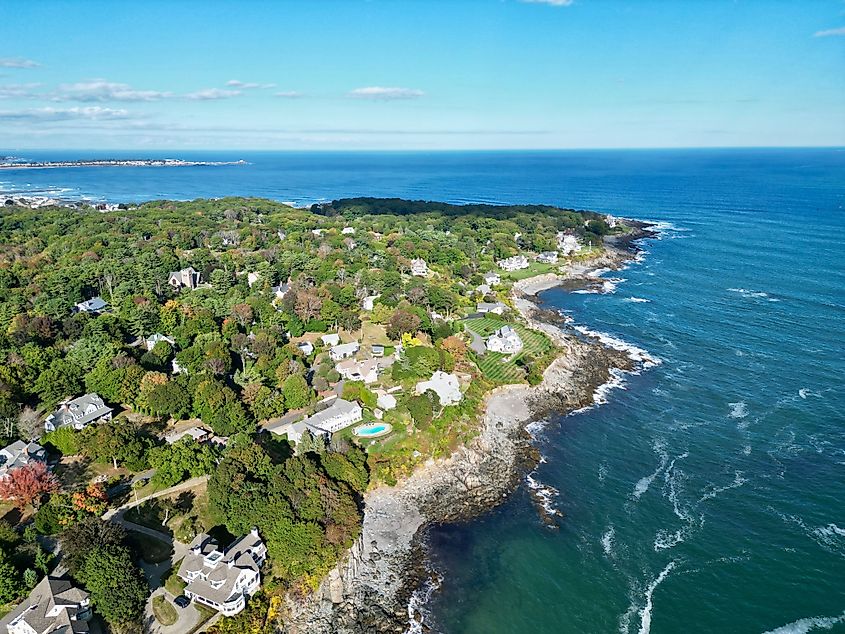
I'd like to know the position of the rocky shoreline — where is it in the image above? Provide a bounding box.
[280,224,654,634]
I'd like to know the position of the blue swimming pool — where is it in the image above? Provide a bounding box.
[353,423,392,438]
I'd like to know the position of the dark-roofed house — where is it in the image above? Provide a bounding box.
[178,529,266,616]
[74,296,108,314]
[44,393,112,433]
[0,441,46,479]
[168,267,202,290]
[0,575,91,634]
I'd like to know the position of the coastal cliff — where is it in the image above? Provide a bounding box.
[280,230,652,634]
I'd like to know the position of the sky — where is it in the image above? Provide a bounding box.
[1,0,844,151]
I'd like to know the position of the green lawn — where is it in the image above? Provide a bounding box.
[501,261,556,281]
[464,318,553,384]
[163,559,187,595]
[152,595,178,626]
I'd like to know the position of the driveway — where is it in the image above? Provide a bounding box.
[143,589,203,634]
[465,327,487,355]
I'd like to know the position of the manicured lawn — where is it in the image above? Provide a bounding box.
[152,595,178,626]
[126,530,172,564]
[464,318,553,384]
[501,261,556,281]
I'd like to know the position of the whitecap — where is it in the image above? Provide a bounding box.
[571,324,661,369]
[602,525,616,557]
[728,401,749,419]
[637,561,677,634]
[632,440,669,500]
[525,473,562,520]
[699,471,748,502]
[623,297,651,303]
[761,610,845,634]
[404,557,443,634]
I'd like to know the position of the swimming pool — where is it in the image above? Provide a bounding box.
[353,423,392,438]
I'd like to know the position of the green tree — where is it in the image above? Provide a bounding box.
[80,545,149,628]
[0,550,23,603]
[282,374,312,411]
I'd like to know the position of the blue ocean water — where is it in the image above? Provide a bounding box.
[2,148,843,633]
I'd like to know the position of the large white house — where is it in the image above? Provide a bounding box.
[330,341,360,362]
[486,325,523,354]
[178,529,267,617]
[301,398,363,435]
[483,272,501,286]
[75,296,108,314]
[361,294,380,311]
[335,358,379,384]
[145,333,175,351]
[44,394,112,432]
[0,441,46,478]
[536,251,559,264]
[1,576,91,634]
[497,255,529,272]
[415,371,462,406]
[321,333,341,347]
[557,232,581,255]
[410,258,429,277]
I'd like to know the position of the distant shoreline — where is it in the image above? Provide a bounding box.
[0,158,247,170]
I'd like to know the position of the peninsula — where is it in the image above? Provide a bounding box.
[0,197,653,633]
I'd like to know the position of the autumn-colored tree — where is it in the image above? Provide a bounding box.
[440,335,468,362]
[0,462,59,510]
[71,483,108,516]
[231,303,253,328]
[294,289,323,322]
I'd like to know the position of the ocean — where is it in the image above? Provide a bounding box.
[2,148,843,633]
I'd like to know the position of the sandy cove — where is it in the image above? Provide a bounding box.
[282,228,652,634]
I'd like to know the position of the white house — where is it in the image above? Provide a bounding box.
[44,394,112,432]
[557,232,581,255]
[362,294,380,311]
[486,325,523,354]
[145,333,175,351]
[375,390,398,411]
[164,426,212,445]
[311,228,324,236]
[75,296,108,314]
[277,230,287,241]
[1,576,91,634]
[537,251,558,264]
[247,272,260,288]
[178,529,266,617]
[410,258,429,277]
[321,333,341,347]
[335,358,379,384]
[301,398,363,435]
[477,302,506,315]
[415,371,462,406]
[296,341,314,356]
[476,284,492,296]
[271,282,290,300]
[330,341,360,362]
[483,272,501,286]
[497,255,529,272]
[168,267,202,290]
[0,441,47,479]
[342,226,356,235]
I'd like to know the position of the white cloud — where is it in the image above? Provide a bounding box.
[519,0,574,5]
[348,86,424,100]
[813,27,845,37]
[55,79,171,102]
[0,58,40,69]
[0,83,41,99]
[0,106,130,121]
[185,88,242,100]
[274,91,303,98]
[226,80,276,89]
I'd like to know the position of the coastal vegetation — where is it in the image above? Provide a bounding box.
[0,196,617,627]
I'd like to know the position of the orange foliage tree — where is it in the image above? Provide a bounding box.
[0,462,59,510]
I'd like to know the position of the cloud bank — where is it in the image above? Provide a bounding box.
[348,86,424,100]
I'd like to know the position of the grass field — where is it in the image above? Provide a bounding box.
[500,261,557,281]
[464,317,553,384]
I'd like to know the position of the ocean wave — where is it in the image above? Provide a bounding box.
[727,287,781,302]
[777,513,845,556]
[571,324,661,369]
[761,610,845,634]
[632,440,669,500]
[699,471,748,503]
[728,401,749,419]
[525,473,563,524]
[620,560,677,634]
[404,559,443,634]
[623,296,651,303]
[602,525,616,557]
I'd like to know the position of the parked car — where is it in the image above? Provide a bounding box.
[174,595,190,608]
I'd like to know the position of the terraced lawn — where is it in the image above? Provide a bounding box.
[463,318,553,384]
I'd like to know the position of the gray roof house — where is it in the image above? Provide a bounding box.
[44,393,112,433]
[301,398,363,435]
[0,575,91,634]
[0,441,46,478]
[178,529,267,616]
[168,267,202,290]
[74,296,108,314]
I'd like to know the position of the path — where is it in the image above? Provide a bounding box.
[103,475,209,520]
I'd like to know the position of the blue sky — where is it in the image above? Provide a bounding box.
[1,0,843,150]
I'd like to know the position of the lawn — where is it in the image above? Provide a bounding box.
[500,261,556,281]
[464,318,553,384]
[163,560,187,595]
[152,595,178,626]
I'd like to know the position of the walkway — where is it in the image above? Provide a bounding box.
[103,475,209,520]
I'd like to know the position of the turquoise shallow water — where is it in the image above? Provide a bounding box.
[2,148,843,633]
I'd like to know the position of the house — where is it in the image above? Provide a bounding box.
[266,419,309,444]
[415,371,462,406]
[476,284,491,296]
[0,441,46,478]
[44,393,112,432]
[371,344,385,357]
[277,230,287,241]
[321,333,341,347]
[311,228,324,236]
[341,226,355,235]
[168,267,202,290]
[477,302,506,315]
[497,255,529,272]
[145,333,175,351]
[486,325,523,354]
[178,529,267,617]
[361,294,380,311]
[483,272,501,286]
[296,341,314,356]
[247,272,260,288]
[300,398,363,435]
[75,296,108,314]
[410,258,429,277]
[329,341,360,362]
[557,232,581,255]
[164,426,211,445]
[537,251,558,264]
[271,282,290,300]
[375,390,397,411]
[606,214,619,228]
[335,358,379,384]
[0,576,91,634]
